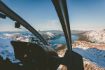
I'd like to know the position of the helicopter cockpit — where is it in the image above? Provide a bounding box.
[0,0,84,70]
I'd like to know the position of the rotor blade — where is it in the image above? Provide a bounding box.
[52,0,72,52]
[0,1,48,45]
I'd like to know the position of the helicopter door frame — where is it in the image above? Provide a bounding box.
[0,1,48,45]
[52,0,84,70]
[52,0,72,52]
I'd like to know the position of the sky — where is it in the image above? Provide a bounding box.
[0,0,105,31]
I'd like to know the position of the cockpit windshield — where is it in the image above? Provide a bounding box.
[1,0,105,70]
[0,0,67,63]
[68,0,105,69]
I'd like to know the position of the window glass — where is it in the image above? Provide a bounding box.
[68,0,105,69]
[0,16,38,62]
[0,0,67,64]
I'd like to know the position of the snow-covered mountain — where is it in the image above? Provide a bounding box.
[0,32,39,42]
[0,31,56,63]
[72,29,105,69]
[0,38,20,63]
[55,42,105,70]
[72,41,105,69]
[40,31,62,40]
[41,32,55,40]
[81,29,105,43]
[1,31,105,69]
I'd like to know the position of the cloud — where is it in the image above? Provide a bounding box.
[34,20,62,31]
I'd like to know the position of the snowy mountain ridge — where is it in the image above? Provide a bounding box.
[82,29,105,43]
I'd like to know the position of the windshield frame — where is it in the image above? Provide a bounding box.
[0,1,48,45]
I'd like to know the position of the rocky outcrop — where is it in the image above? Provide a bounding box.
[73,41,105,50]
[84,59,105,70]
